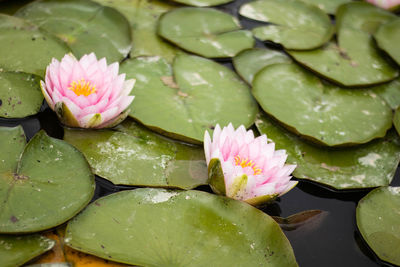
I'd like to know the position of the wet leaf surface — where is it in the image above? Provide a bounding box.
[64,119,208,188]
[93,0,181,63]
[66,188,298,266]
[0,234,55,267]
[233,48,291,84]
[357,186,400,266]
[0,126,95,233]
[372,77,400,109]
[255,113,400,189]
[158,7,254,58]
[252,63,392,146]
[298,0,351,14]
[375,17,400,66]
[239,0,333,50]
[120,55,258,143]
[0,14,70,77]
[16,0,132,63]
[288,2,398,87]
[0,72,43,118]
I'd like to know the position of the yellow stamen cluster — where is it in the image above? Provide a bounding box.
[68,79,96,96]
[234,155,262,175]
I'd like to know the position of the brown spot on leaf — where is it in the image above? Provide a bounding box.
[10,216,18,223]
[95,202,101,206]
[177,91,188,97]
[161,76,179,89]
[13,173,29,181]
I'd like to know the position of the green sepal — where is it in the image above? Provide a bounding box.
[86,113,102,128]
[227,174,248,200]
[207,158,226,195]
[100,109,130,129]
[245,194,278,206]
[54,102,80,128]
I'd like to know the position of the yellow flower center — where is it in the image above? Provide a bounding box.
[68,79,96,96]
[234,155,262,175]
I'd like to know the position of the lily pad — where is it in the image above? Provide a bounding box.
[288,2,398,87]
[255,113,400,190]
[299,0,351,14]
[0,72,43,118]
[93,0,180,63]
[120,55,258,143]
[16,0,131,63]
[169,0,233,6]
[252,63,392,146]
[0,234,55,267]
[0,14,70,77]
[0,126,95,233]
[64,119,208,188]
[356,186,400,266]
[372,78,400,109]
[65,188,298,266]
[375,17,400,66]
[233,48,291,84]
[239,0,333,50]
[158,7,254,58]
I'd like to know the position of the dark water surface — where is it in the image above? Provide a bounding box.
[0,0,399,266]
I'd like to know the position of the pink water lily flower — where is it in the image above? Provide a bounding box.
[40,53,135,128]
[204,123,297,205]
[366,0,400,10]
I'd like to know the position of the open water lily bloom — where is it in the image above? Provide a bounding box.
[204,123,298,205]
[40,53,135,128]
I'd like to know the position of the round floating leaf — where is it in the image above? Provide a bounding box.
[357,187,400,265]
[256,113,400,189]
[253,63,392,146]
[158,7,254,58]
[0,127,95,233]
[0,234,55,267]
[372,78,400,109]
[239,0,333,50]
[298,0,351,14]
[0,14,70,77]
[121,55,258,143]
[65,188,298,266]
[64,119,208,188]
[288,2,398,87]
[375,17,400,66]
[168,0,233,6]
[0,72,43,118]
[16,0,131,63]
[233,48,291,84]
[93,0,180,63]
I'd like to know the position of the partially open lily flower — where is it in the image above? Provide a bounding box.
[366,0,400,10]
[204,123,297,206]
[40,53,135,128]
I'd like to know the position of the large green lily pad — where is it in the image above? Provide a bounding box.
[16,0,131,63]
[64,119,208,188]
[93,0,180,63]
[239,0,333,50]
[121,55,258,143]
[252,63,392,146]
[356,187,400,265]
[0,14,70,77]
[233,48,291,84]
[158,7,254,58]
[0,234,55,267]
[255,113,400,190]
[65,188,298,266]
[375,17,400,66]
[288,2,398,87]
[373,78,400,109]
[0,72,43,118]
[299,0,351,14]
[0,126,95,233]
[169,0,233,6]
